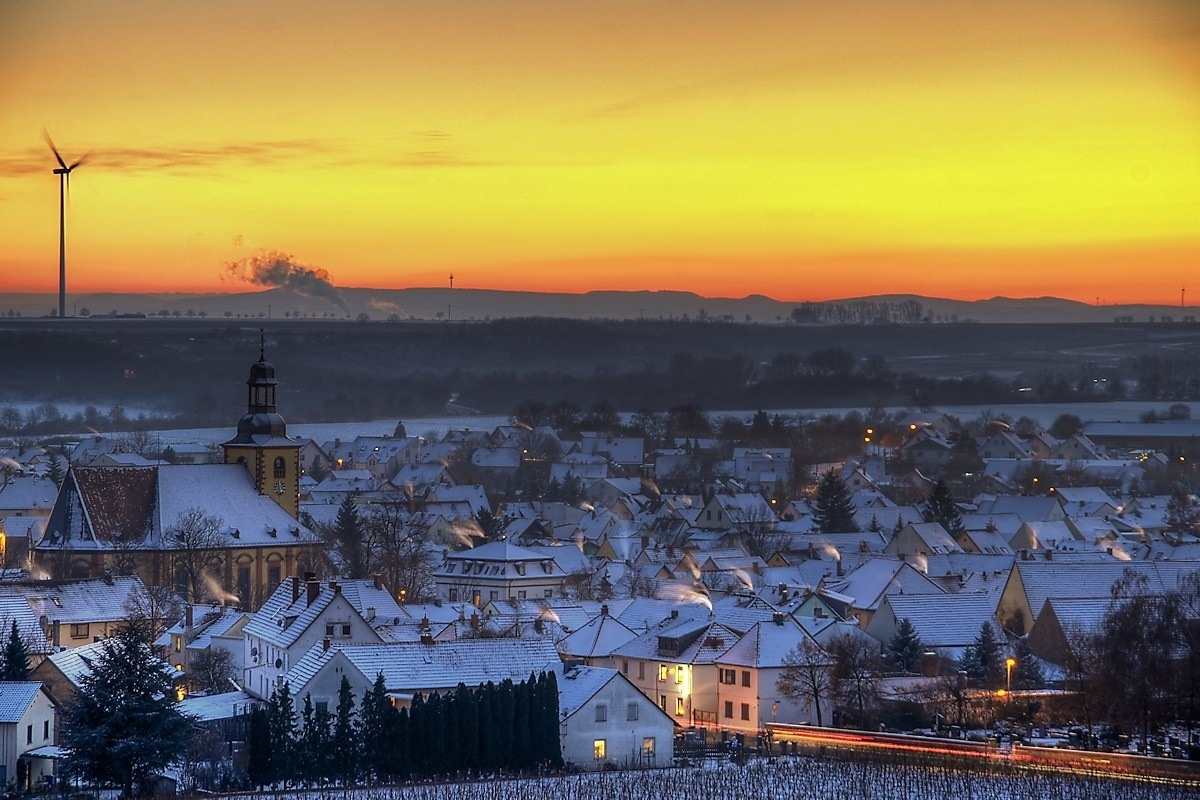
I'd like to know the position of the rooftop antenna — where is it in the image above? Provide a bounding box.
[43,131,89,320]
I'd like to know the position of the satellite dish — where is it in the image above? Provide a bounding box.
[275,658,283,669]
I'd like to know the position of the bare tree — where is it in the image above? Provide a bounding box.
[166,508,229,604]
[123,583,184,643]
[827,632,883,727]
[776,638,832,726]
[190,646,237,694]
[364,498,438,602]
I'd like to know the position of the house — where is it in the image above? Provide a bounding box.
[281,637,561,712]
[694,493,777,531]
[432,540,569,605]
[560,608,639,665]
[1025,597,1112,667]
[713,614,831,732]
[883,522,963,559]
[0,682,57,790]
[241,576,400,700]
[979,430,1031,460]
[30,639,181,706]
[157,605,249,686]
[609,616,741,729]
[554,662,675,770]
[866,592,1002,663]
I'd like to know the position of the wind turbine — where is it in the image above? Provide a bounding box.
[44,131,88,320]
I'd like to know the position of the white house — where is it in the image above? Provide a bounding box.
[554,662,675,770]
[0,682,57,790]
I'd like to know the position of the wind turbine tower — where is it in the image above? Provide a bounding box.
[44,132,87,320]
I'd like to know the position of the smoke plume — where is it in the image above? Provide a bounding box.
[224,251,349,313]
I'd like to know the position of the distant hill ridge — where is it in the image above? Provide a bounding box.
[0,288,1193,325]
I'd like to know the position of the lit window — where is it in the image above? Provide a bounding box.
[593,739,606,760]
[642,737,655,757]
[658,664,668,682]
[675,665,684,684]
[675,697,685,716]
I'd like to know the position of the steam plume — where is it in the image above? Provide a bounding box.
[225,251,349,313]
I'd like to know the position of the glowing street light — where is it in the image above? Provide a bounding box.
[1005,657,1016,698]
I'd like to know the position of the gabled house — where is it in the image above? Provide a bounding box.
[883,522,963,558]
[241,576,397,700]
[0,682,57,790]
[554,662,675,770]
[714,614,830,731]
[866,592,1001,663]
[433,540,569,605]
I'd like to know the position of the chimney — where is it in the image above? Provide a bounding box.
[1045,549,1053,561]
[772,611,785,626]
[420,631,434,645]
[322,637,331,653]
[185,605,194,632]
[921,651,939,678]
[670,609,679,619]
[306,579,320,607]
[292,576,301,603]
[52,620,61,648]
[366,607,376,622]
[373,573,382,590]
[469,613,481,631]
[836,558,844,577]
[601,604,609,617]
[330,580,340,594]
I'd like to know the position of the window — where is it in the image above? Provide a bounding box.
[675,697,685,716]
[593,739,606,760]
[174,636,183,653]
[43,720,49,740]
[627,703,639,721]
[659,695,667,711]
[638,662,645,680]
[544,589,553,598]
[449,588,459,602]
[741,670,751,688]
[595,705,607,723]
[27,725,33,744]
[622,660,629,675]
[274,456,286,478]
[719,668,736,685]
[642,737,655,758]
[316,701,328,715]
[518,590,527,600]
[658,664,668,682]
[267,563,282,591]
[741,703,750,721]
[724,701,733,719]
[490,590,499,601]
[70,623,89,639]
[675,665,684,684]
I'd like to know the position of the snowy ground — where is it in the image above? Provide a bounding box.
[214,755,1195,800]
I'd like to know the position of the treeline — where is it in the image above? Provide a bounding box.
[790,299,929,325]
[9,318,1200,427]
[246,671,562,789]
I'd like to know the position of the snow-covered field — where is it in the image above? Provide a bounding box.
[217,756,1195,800]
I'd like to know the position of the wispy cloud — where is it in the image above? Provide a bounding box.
[0,133,500,178]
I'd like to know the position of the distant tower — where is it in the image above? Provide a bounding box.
[221,333,300,518]
[449,273,454,289]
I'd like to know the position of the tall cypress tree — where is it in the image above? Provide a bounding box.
[539,670,563,767]
[812,470,859,533]
[358,672,388,784]
[497,679,515,768]
[478,682,497,769]
[512,677,532,768]
[332,675,358,785]
[267,682,297,787]
[246,707,273,789]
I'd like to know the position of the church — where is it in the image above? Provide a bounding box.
[32,344,323,610]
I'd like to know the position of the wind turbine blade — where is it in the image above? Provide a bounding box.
[68,152,91,170]
[42,129,68,170]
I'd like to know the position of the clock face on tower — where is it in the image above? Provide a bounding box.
[274,481,285,495]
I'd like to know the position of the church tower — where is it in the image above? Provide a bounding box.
[221,336,300,518]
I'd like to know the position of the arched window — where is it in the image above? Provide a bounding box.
[274,456,286,479]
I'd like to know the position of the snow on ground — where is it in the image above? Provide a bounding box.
[215,756,1194,800]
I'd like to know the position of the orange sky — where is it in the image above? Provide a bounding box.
[2,0,1198,304]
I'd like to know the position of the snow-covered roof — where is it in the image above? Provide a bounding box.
[0,682,46,723]
[557,613,638,659]
[715,617,816,669]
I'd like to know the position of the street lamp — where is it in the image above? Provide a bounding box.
[1005,657,1016,699]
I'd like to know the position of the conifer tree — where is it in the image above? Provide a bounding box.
[1,619,30,680]
[333,494,366,578]
[46,456,65,489]
[247,707,272,789]
[267,682,298,787]
[332,675,358,785]
[812,470,858,533]
[923,478,965,536]
[885,617,924,673]
[61,622,192,798]
[512,677,532,768]
[959,621,1004,688]
[358,672,389,783]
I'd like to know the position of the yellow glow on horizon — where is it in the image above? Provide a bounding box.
[1,0,1198,303]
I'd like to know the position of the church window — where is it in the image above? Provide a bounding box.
[274,457,286,478]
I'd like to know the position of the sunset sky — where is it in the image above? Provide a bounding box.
[2,0,1198,304]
